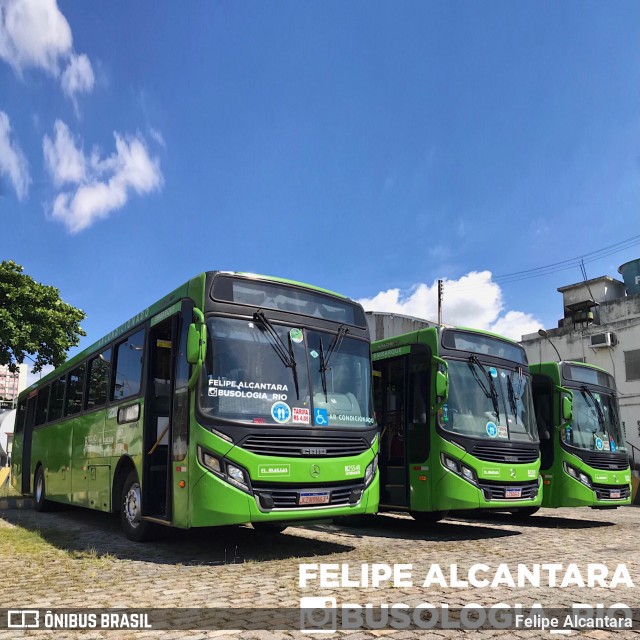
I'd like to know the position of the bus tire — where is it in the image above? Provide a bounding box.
[410,510,448,524]
[510,507,540,517]
[33,466,51,512]
[121,471,152,542]
[252,523,287,534]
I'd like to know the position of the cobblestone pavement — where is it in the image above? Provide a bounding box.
[1,505,639,639]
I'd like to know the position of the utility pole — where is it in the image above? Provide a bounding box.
[437,279,443,325]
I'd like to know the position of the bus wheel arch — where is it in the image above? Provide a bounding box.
[112,457,136,514]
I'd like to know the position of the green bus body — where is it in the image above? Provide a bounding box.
[12,272,378,539]
[530,361,631,509]
[372,327,542,519]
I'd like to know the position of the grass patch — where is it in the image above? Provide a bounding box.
[0,526,50,555]
[0,484,21,498]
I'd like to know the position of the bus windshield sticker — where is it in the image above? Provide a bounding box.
[314,408,329,426]
[292,407,310,424]
[488,367,498,378]
[290,328,303,343]
[497,425,508,438]
[486,422,498,437]
[595,436,604,450]
[271,401,291,424]
[610,439,617,452]
[310,350,319,359]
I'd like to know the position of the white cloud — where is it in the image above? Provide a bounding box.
[43,120,163,233]
[0,0,94,101]
[0,110,30,199]
[358,271,542,342]
[60,52,94,100]
[43,119,85,186]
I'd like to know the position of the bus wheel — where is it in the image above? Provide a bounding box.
[121,471,151,542]
[410,510,448,524]
[252,523,287,534]
[33,466,50,512]
[510,507,540,517]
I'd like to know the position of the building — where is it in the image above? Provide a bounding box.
[0,409,16,467]
[366,311,436,342]
[520,260,640,462]
[0,364,27,407]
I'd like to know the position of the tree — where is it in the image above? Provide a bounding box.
[0,260,86,373]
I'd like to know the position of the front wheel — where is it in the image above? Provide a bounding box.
[410,510,448,524]
[33,466,51,512]
[121,471,152,542]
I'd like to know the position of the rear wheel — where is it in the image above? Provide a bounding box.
[121,471,152,542]
[33,466,51,512]
[410,510,448,524]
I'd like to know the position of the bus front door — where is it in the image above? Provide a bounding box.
[142,315,179,520]
[376,357,409,509]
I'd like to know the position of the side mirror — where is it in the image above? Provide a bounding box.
[562,395,573,423]
[187,323,201,364]
[435,370,449,399]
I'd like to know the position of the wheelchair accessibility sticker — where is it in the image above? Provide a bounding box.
[314,408,329,426]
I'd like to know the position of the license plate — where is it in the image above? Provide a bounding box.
[299,491,330,505]
[610,490,621,499]
[505,488,522,499]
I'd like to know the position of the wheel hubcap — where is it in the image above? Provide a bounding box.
[36,474,43,502]
[124,483,142,528]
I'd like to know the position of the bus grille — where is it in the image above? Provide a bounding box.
[252,480,365,510]
[593,484,631,500]
[584,454,629,471]
[240,434,370,458]
[470,444,539,464]
[477,479,539,501]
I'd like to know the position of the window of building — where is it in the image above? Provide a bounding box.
[65,365,85,416]
[86,348,112,409]
[624,350,640,382]
[113,330,145,401]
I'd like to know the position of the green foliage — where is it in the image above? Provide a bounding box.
[0,260,86,373]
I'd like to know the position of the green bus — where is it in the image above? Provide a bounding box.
[372,327,541,522]
[530,361,631,509]
[11,271,379,540]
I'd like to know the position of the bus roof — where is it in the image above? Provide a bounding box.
[20,271,352,397]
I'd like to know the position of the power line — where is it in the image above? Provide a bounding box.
[444,234,640,291]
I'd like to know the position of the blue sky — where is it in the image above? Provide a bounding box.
[1,0,639,379]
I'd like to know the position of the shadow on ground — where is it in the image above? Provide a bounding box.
[0,505,355,565]
[449,510,616,530]
[308,512,521,542]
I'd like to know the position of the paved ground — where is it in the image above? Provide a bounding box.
[1,504,639,639]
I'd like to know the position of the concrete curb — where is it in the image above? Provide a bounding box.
[0,497,33,510]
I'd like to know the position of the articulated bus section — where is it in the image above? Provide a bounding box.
[530,361,631,509]
[373,327,541,521]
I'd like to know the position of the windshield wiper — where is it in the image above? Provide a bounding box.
[580,385,605,434]
[507,366,524,419]
[467,355,500,422]
[318,325,349,402]
[253,310,300,400]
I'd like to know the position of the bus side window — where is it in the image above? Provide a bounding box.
[35,386,50,426]
[112,329,145,401]
[65,364,86,416]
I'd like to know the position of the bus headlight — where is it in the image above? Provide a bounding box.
[441,454,477,486]
[198,446,251,494]
[365,455,378,487]
[563,462,592,488]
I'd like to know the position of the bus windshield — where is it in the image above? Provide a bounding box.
[200,317,375,428]
[441,358,538,442]
[564,387,626,453]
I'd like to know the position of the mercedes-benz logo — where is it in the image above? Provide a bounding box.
[310,464,320,478]
[509,468,516,479]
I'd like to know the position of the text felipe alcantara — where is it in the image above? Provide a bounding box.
[298,563,635,631]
